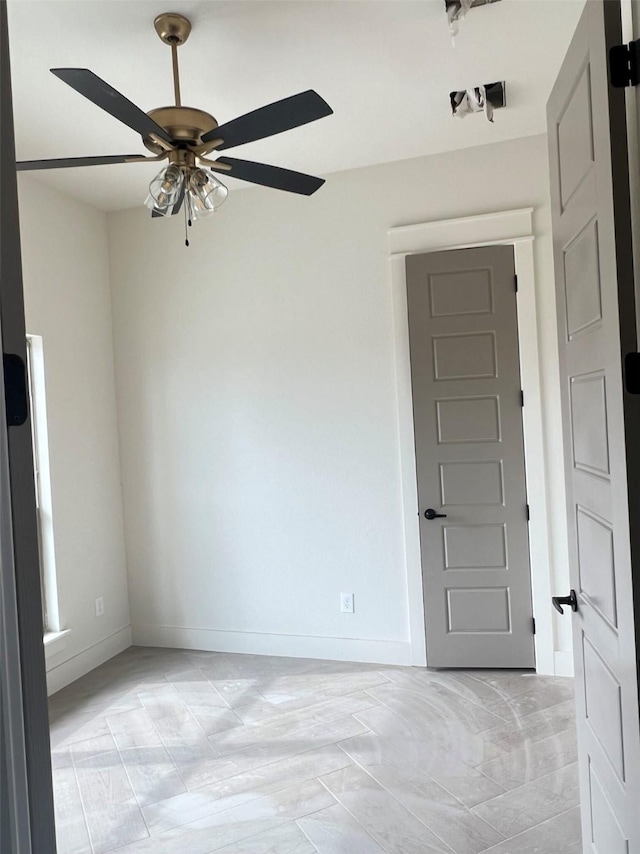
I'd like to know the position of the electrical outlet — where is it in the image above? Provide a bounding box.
[95,596,105,618]
[340,593,354,614]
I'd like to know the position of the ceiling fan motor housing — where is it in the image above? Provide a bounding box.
[143,106,219,154]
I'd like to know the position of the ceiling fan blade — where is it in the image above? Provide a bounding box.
[16,154,142,171]
[51,68,174,145]
[171,184,185,216]
[202,90,332,149]
[215,157,325,195]
[151,184,185,218]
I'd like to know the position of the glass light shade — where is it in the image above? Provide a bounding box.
[146,165,184,211]
[144,194,170,215]
[188,168,228,219]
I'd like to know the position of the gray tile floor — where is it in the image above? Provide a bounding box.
[49,647,582,854]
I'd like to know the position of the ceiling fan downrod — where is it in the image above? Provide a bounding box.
[153,13,192,108]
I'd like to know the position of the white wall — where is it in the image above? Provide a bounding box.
[18,175,131,694]
[107,133,571,669]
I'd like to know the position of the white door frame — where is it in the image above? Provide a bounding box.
[389,207,561,675]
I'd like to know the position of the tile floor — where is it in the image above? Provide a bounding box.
[49,647,581,854]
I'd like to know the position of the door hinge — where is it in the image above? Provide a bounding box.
[532,617,536,635]
[520,389,524,407]
[624,353,640,394]
[514,274,518,293]
[610,39,640,88]
[526,503,530,521]
[3,353,28,427]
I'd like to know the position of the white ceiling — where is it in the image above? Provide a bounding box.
[7,0,585,212]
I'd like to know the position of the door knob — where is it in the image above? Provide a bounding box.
[552,590,578,614]
[424,508,447,520]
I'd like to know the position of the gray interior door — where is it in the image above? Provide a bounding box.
[547,1,640,850]
[0,1,56,850]
[406,245,534,669]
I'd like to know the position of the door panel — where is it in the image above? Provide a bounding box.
[565,219,602,337]
[570,372,609,475]
[547,1,640,849]
[444,524,507,569]
[407,245,534,668]
[429,269,494,316]
[558,63,595,209]
[440,460,504,506]
[433,332,497,380]
[576,507,617,629]
[447,587,511,633]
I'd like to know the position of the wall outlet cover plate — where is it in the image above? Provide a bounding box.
[340,593,354,613]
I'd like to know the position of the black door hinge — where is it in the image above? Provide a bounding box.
[514,274,518,293]
[532,617,536,635]
[526,503,530,521]
[610,39,640,88]
[3,353,28,427]
[520,389,524,407]
[624,353,640,394]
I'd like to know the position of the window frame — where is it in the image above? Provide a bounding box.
[25,335,60,636]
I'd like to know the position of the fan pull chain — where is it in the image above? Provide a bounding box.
[184,191,192,247]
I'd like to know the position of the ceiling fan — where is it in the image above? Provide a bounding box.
[16,12,333,236]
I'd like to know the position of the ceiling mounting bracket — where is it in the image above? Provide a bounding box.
[153,13,191,46]
[610,39,640,88]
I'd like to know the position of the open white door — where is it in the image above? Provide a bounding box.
[547,1,640,850]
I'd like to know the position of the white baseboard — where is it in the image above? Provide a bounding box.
[46,626,132,696]
[553,649,575,677]
[132,624,412,666]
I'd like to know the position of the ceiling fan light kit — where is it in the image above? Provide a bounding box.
[16,11,333,245]
[145,163,184,213]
